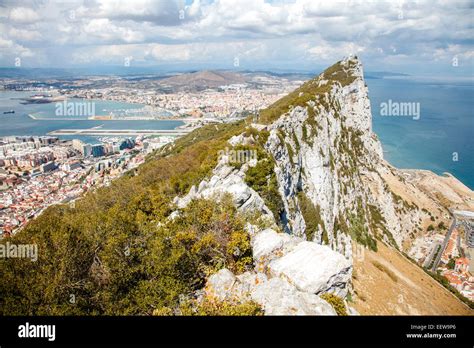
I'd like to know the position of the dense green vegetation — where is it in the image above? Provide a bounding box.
[244,156,285,225]
[0,192,257,315]
[297,191,327,243]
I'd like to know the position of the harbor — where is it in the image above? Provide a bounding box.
[48,128,192,136]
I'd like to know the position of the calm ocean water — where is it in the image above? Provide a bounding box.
[367,78,473,189]
[0,81,473,189]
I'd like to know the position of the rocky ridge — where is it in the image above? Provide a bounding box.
[174,151,353,315]
[171,56,471,315]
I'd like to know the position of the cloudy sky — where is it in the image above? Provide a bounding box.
[0,0,473,76]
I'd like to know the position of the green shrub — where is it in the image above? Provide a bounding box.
[297,191,326,242]
[320,293,347,316]
[245,158,284,225]
[180,298,263,316]
[349,213,377,252]
[447,258,455,270]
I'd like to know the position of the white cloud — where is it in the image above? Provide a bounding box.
[0,0,471,74]
[8,7,40,23]
[149,43,192,61]
[0,35,34,58]
[8,28,42,41]
[95,0,188,25]
[83,19,145,43]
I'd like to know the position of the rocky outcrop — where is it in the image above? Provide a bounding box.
[268,241,352,297]
[202,226,352,315]
[250,228,351,296]
[205,268,337,315]
[251,228,302,271]
[173,154,273,218]
[172,56,467,315]
[251,277,336,315]
[260,56,437,253]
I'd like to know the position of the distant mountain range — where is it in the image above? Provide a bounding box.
[158,70,247,90]
[0,66,409,81]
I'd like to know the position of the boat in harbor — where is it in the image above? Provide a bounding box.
[3,110,15,114]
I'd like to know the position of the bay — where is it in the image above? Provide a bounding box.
[0,91,183,144]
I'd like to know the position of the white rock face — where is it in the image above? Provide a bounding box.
[205,268,236,302]
[173,155,273,218]
[252,229,286,262]
[263,56,426,252]
[252,228,303,271]
[203,227,352,315]
[269,241,352,297]
[250,277,336,315]
[228,133,255,147]
[205,224,353,315]
[204,268,337,316]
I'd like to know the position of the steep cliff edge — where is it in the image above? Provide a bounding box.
[261,56,451,255]
[174,56,472,314]
[177,56,465,256]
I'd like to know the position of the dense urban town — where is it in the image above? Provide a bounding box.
[0,134,173,235]
[408,211,474,301]
[3,70,302,121]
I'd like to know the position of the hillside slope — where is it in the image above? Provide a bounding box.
[352,242,471,315]
[1,57,472,316]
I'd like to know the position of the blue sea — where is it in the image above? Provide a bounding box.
[367,78,473,189]
[0,80,473,189]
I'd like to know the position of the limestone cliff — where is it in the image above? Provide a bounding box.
[172,56,472,315]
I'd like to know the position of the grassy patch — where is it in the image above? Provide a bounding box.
[297,191,327,243]
[244,156,285,226]
[320,293,348,316]
[371,261,398,282]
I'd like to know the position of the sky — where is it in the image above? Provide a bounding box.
[0,0,473,76]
